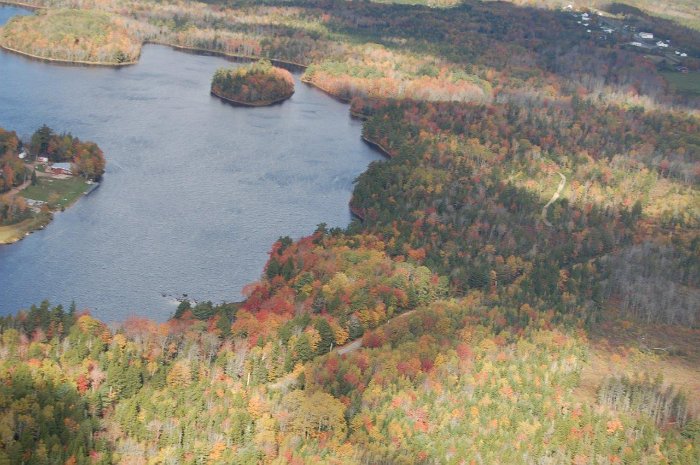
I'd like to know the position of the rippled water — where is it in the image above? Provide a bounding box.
[0,6,380,321]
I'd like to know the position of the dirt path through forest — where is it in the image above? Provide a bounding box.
[541,172,566,227]
[335,309,417,355]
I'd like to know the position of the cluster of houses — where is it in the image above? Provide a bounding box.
[567,8,600,34]
[629,31,688,57]
[32,155,73,175]
[564,5,691,68]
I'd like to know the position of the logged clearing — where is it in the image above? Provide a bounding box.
[577,317,700,415]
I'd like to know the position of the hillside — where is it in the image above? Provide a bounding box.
[0,0,698,463]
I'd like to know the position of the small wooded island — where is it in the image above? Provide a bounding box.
[211,60,295,106]
[0,125,105,244]
[0,9,140,65]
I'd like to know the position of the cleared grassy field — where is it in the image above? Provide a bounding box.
[618,0,700,32]
[21,176,89,209]
[577,317,700,415]
[481,0,700,32]
[662,71,700,98]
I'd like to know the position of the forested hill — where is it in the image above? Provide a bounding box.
[0,0,699,463]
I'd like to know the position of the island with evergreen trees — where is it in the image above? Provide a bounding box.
[210,60,295,107]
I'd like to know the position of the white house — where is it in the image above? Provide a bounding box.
[639,32,654,39]
[656,41,669,48]
[37,156,49,164]
[631,42,643,47]
[18,151,27,160]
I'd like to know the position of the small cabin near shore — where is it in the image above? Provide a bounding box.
[51,162,73,175]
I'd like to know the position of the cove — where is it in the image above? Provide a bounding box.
[0,6,381,321]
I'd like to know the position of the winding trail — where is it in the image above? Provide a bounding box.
[337,338,362,355]
[6,178,30,197]
[335,309,417,356]
[541,172,566,227]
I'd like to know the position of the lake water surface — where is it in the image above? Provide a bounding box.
[0,6,380,320]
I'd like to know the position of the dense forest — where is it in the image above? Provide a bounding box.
[211,60,295,105]
[0,128,30,227]
[0,0,698,463]
[349,97,699,325]
[0,128,25,193]
[0,248,698,463]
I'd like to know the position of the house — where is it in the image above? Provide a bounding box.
[18,151,27,160]
[639,32,654,39]
[25,199,46,207]
[37,156,49,164]
[631,42,643,47]
[656,41,669,48]
[51,162,73,175]
[680,53,687,57]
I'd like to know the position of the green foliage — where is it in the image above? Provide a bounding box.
[20,176,91,209]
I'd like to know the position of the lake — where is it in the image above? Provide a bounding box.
[0,6,380,321]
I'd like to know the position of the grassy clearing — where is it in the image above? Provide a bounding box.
[616,0,700,32]
[21,176,89,209]
[0,212,51,244]
[576,317,700,415]
[662,71,700,98]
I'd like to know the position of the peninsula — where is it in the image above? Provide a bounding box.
[0,125,105,244]
[0,8,140,65]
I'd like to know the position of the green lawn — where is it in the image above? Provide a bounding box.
[21,176,90,209]
[662,71,700,97]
